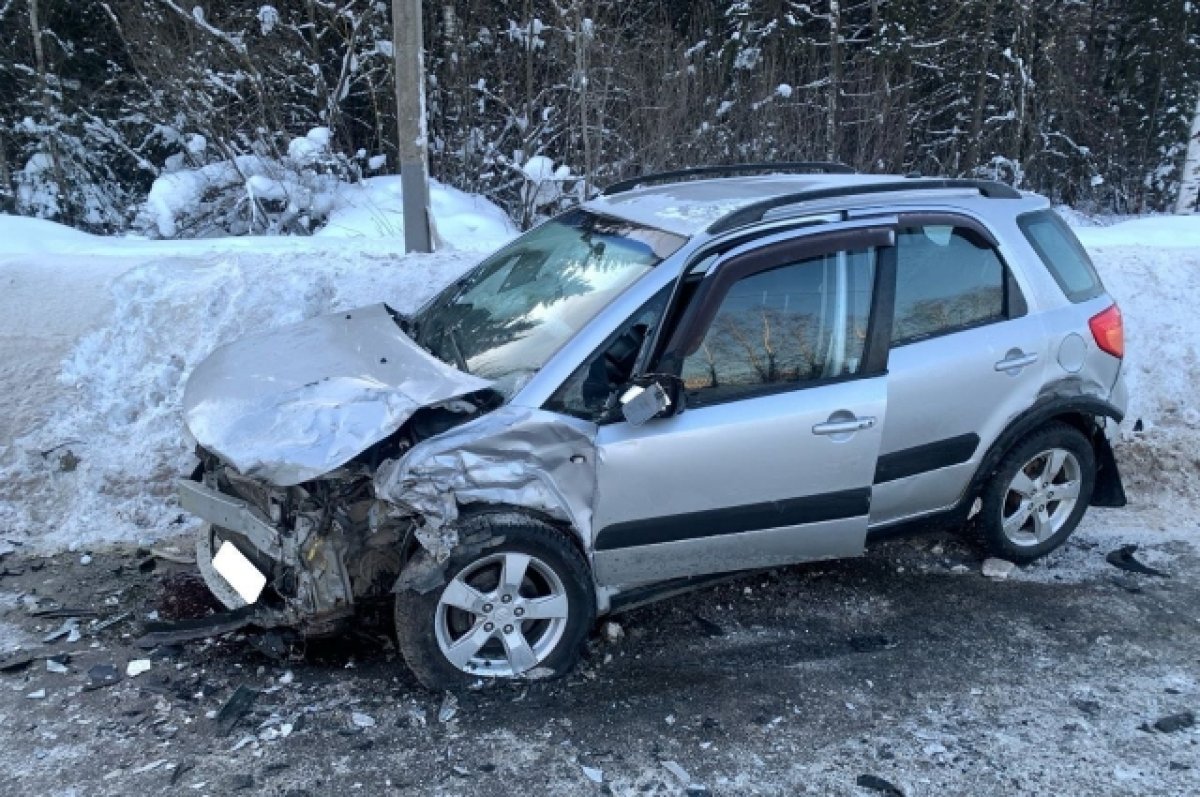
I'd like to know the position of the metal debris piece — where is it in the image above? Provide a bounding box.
[92,611,133,633]
[130,760,169,775]
[42,618,81,643]
[437,692,459,723]
[26,688,46,699]
[1106,545,1168,577]
[662,760,689,783]
[215,685,260,736]
[126,659,152,677]
[581,765,604,784]
[46,657,69,674]
[150,547,195,565]
[857,773,905,796]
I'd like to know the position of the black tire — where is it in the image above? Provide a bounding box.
[979,422,1096,564]
[394,512,595,690]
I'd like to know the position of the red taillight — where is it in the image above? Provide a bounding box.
[1089,303,1124,359]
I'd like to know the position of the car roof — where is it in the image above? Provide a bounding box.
[584,173,1036,238]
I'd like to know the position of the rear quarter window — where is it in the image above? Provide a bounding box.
[1017,210,1104,302]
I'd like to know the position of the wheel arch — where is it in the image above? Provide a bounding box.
[967,394,1127,515]
[393,502,595,596]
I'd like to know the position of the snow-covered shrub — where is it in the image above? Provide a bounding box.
[134,128,379,238]
[519,155,578,225]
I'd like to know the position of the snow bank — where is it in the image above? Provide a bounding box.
[0,246,483,550]
[1084,215,1200,505]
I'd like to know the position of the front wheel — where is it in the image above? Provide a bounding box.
[394,513,595,690]
[979,422,1096,564]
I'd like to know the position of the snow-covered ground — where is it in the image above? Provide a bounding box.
[0,210,1197,556]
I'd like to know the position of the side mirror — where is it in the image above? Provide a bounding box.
[619,375,682,426]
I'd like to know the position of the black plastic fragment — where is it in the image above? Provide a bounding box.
[83,663,122,690]
[857,773,904,796]
[134,605,260,648]
[1154,711,1195,734]
[1105,545,1168,577]
[215,684,260,736]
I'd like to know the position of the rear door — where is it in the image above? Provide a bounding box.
[591,225,896,587]
[868,215,1047,527]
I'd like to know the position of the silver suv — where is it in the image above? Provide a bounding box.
[176,166,1128,688]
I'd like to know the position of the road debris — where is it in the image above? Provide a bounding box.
[1106,545,1168,577]
[26,689,46,699]
[602,621,625,643]
[83,664,122,690]
[0,651,37,673]
[1151,711,1195,734]
[981,558,1016,580]
[91,611,133,633]
[125,659,152,677]
[42,618,81,643]
[857,773,905,795]
[438,692,459,723]
[581,765,604,783]
[45,657,69,674]
[693,614,726,637]
[215,685,259,736]
[351,711,376,729]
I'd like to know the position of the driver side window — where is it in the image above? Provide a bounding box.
[681,248,877,407]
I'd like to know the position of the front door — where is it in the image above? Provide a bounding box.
[591,227,894,587]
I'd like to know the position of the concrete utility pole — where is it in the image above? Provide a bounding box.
[393,0,433,252]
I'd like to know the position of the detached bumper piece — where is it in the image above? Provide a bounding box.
[134,606,264,649]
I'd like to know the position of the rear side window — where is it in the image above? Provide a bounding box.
[1017,210,1103,302]
[893,226,1009,346]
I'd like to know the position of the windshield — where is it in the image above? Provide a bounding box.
[413,208,686,388]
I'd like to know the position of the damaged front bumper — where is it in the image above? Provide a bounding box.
[178,475,371,636]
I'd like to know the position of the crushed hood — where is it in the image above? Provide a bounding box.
[183,303,492,486]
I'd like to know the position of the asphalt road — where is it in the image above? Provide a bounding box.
[1,517,1198,796]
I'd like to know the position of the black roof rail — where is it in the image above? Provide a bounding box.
[601,162,855,196]
[707,178,1022,234]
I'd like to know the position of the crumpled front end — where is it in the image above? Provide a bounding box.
[181,452,417,634]
[374,406,598,562]
[176,304,601,630]
[183,302,491,486]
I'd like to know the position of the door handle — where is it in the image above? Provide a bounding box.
[994,352,1039,372]
[813,417,876,436]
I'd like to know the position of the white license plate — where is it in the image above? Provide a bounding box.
[212,541,267,605]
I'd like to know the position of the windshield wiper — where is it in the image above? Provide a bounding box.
[447,325,471,374]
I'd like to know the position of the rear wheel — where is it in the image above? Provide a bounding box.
[395,514,595,690]
[979,422,1095,564]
